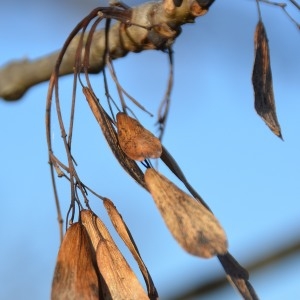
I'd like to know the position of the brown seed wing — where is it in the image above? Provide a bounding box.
[51,223,100,300]
[81,209,149,299]
[116,113,162,161]
[103,198,158,299]
[83,87,146,189]
[80,209,114,250]
[145,168,228,258]
[252,21,282,139]
[96,239,149,300]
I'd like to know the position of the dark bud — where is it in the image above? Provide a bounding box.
[173,0,183,7]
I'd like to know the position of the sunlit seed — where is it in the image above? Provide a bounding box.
[116,112,162,161]
[51,222,100,300]
[145,168,228,258]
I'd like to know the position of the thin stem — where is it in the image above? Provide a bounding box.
[259,0,300,29]
[157,47,174,140]
[290,0,300,9]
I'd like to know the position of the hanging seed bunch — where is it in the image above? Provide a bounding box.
[42,1,282,299]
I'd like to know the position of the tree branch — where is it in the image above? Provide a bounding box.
[0,0,214,101]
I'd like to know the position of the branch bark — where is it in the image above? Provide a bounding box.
[0,0,214,101]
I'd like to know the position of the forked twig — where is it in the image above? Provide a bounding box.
[259,0,300,29]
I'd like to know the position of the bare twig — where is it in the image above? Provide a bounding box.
[171,237,300,300]
[259,0,300,29]
[290,0,300,10]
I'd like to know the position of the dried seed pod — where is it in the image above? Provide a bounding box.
[145,168,228,258]
[80,209,114,250]
[218,253,259,300]
[103,198,158,299]
[81,209,148,299]
[116,112,162,161]
[252,21,282,139]
[51,222,100,300]
[96,239,149,300]
[83,87,146,189]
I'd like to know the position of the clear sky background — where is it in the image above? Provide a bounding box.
[0,1,299,299]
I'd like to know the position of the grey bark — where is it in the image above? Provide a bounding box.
[0,0,214,101]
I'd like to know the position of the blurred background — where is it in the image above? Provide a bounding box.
[0,0,299,299]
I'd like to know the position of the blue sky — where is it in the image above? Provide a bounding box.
[0,1,299,299]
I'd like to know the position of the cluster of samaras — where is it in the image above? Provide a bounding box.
[45,0,277,297]
[51,111,227,299]
[116,112,226,259]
